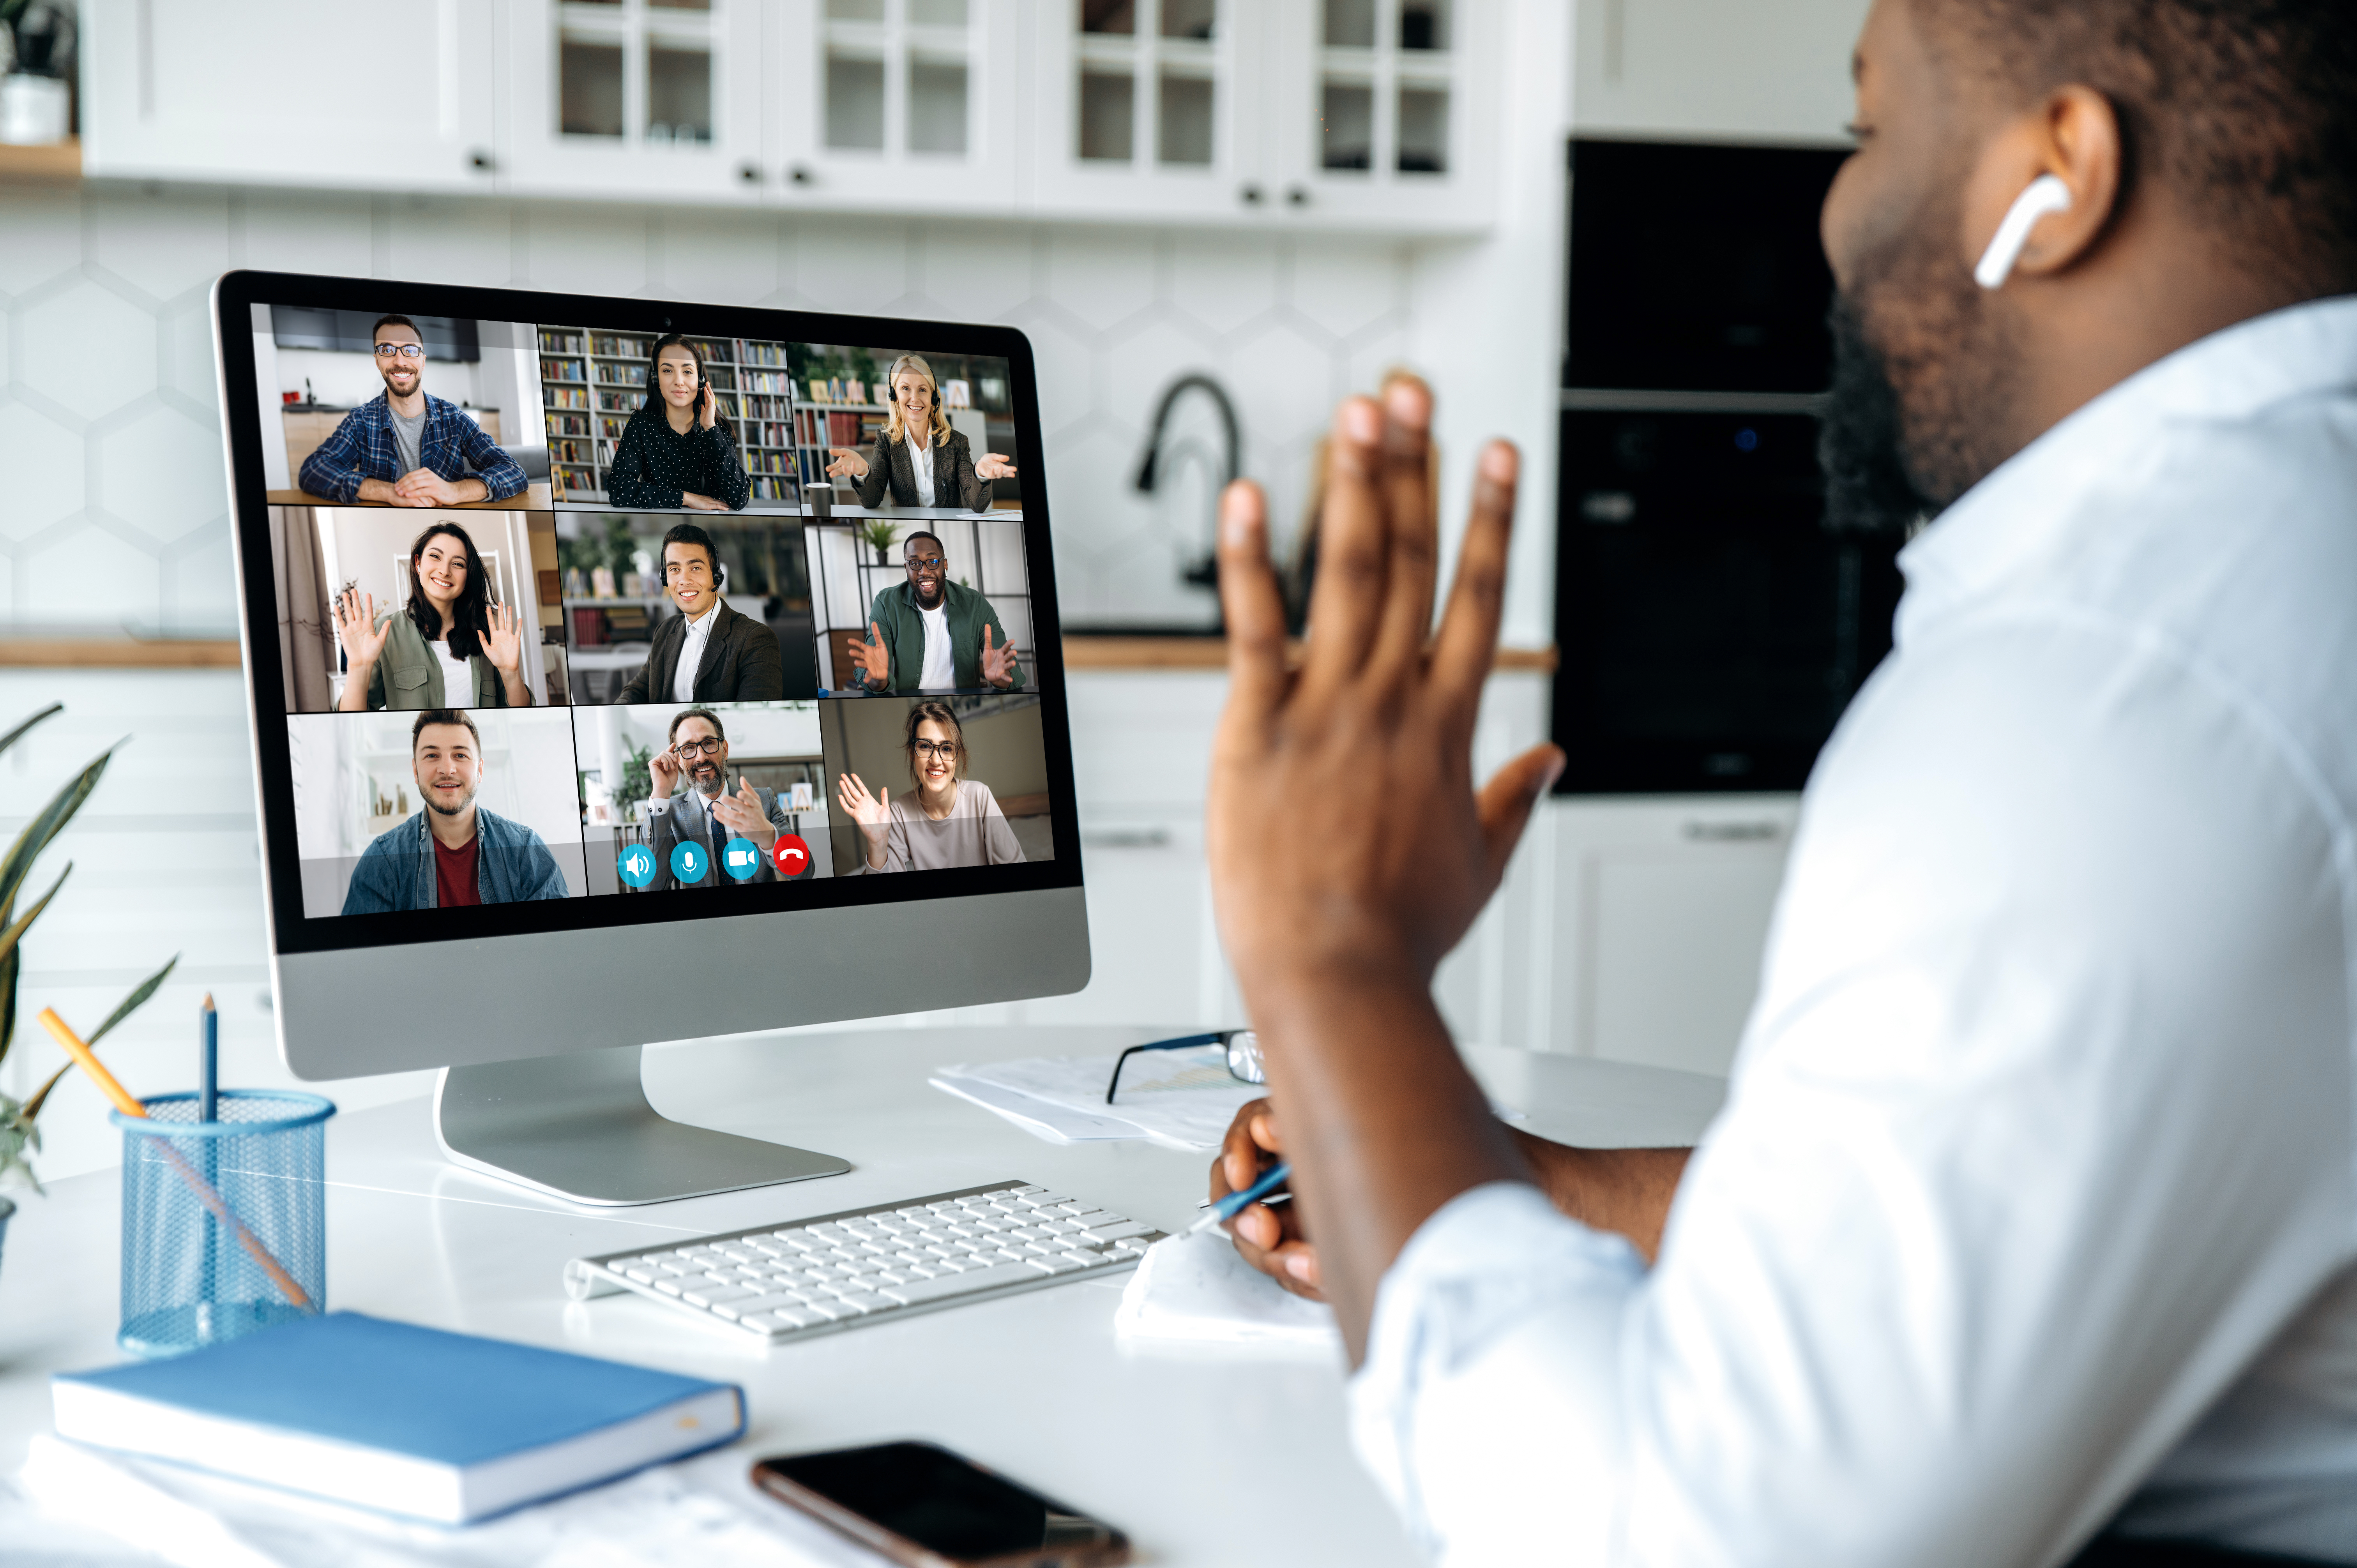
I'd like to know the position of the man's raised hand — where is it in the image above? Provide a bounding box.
[846,622,891,688]
[979,625,1018,688]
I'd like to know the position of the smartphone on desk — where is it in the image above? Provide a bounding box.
[751,1441,1131,1568]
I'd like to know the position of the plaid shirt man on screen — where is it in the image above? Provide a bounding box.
[297,314,529,507]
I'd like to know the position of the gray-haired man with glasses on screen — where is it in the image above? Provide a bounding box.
[297,314,528,508]
[844,530,1024,694]
[643,708,809,889]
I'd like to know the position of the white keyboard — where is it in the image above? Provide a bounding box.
[563,1181,1166,1342]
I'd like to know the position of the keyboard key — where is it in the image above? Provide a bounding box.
[684,1284,760,1308]
[1059,1250,1109,1270]
[652,1279,684,1296]
[741,1309,816,1331]
[1024,1254,1085,1275]
[713,1293,806,1321]
[1019,1192,1072,1208]
[880,1261,1042,1305]
[622,1267,658,1284]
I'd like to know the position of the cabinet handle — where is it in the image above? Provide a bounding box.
[737,161,762,185]
[1285,185,1310,208]
[1681,820,1782,843]
[790,164,815,186]
[1238,182,1264,206]
[1082,828,1172,849]
[466,148,495,174]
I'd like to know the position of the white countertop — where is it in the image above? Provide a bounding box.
[0,1026,1723,1566]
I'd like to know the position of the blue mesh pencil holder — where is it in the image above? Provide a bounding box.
[113,1090,335,1358]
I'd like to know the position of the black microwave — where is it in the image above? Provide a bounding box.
[1552,139,1899,795]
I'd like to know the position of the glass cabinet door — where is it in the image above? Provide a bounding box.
[1268,0,1490,228]
[1030,0,1270,221]
[502,0,767,199]
[767,0,1019,212]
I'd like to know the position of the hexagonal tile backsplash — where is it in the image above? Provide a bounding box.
[0,185,1414,634]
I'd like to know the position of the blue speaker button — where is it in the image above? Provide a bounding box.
[670,841,707,885]
[617,844,656,889]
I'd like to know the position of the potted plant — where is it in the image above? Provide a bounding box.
[0,704,180,1231]
[860,517,901,566]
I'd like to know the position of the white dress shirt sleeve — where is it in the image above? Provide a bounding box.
[1352,617,2354,1567]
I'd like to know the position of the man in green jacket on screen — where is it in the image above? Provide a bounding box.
[844,530,1025,694]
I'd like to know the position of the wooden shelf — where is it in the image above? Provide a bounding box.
[0,637,241,669]
[0,138,81,183]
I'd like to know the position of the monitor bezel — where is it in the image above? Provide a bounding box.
[213,269,1084,959]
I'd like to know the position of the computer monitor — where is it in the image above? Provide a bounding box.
[211,271,1088,1207]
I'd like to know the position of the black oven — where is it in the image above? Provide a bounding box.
[1552,139,1899,795]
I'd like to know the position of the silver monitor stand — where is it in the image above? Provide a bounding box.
[433,1044,848,1206]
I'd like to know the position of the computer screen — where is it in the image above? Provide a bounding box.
[214,274,1089,1142]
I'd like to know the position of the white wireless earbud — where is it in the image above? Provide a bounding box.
[1973,174,2073,290]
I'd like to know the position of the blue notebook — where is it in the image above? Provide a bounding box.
[51,1312,745,1524]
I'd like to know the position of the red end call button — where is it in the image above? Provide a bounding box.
[772,833,811,878]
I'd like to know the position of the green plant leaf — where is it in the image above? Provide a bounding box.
[18,1060,67,1123]
[0,744,114,926]
[87,953,179,1046]
[0,864,71,971]
[0,944,17,1072]
[0,702,62,761]
[20,954,176,1124]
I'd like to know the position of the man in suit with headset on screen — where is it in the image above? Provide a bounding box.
[1200,1,2357,1564]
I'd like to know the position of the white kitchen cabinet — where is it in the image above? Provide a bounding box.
[763,0,1024,214]
[81,0,501,192]
[1025,0,1273,225]
[1258,0,1498,231]
[1570,0,1867,146]
[499,0,770,202]
[1538,794,1797,1073]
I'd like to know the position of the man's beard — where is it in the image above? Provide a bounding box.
[425,780,477,815]
[1818,203,2021,534]
[692,762,724,796]
[915,581,944,608]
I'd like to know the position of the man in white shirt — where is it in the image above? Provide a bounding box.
[1201,0,2357,1563]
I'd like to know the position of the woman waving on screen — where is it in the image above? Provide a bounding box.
[825,354,1012,512]
[333,521,534,710]
[836,703,1025,872]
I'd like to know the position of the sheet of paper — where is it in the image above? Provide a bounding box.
[17,1433,877,1568]
[937,1047,1262,1152]
[1115,1231,1342,1351]
[927,1073,1147,1143]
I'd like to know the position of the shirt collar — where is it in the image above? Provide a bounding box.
[1894,295,2357,638]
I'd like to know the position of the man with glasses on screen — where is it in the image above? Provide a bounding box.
[643,707,809,889]
[298,314,529,508]
[341,710,571,913]
[845,531,1023,695]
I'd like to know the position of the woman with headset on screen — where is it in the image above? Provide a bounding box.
[825,353,1015,511]
[604,333,751,511]
[836,701,1026,872]
[331,520,536,710]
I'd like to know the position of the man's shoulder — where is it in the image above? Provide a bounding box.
[338,393,389,427]
[360,812,424,856]
[421,392,462,421]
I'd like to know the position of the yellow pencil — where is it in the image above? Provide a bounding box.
[37,1008,314,1313]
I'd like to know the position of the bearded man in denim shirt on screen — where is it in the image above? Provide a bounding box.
[341,710,570,914]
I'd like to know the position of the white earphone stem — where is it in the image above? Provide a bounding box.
[1973,174,2074,289]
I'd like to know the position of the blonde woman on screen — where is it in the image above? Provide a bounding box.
[824,353,1014,512]
[836,702,1025,872]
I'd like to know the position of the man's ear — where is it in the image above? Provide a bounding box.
[1961,84,2122,283]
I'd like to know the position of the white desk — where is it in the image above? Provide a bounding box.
[0,1026,1724,1566]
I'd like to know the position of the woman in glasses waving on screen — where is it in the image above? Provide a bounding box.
[836,702,1025,873]
[825,354,1014,512]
